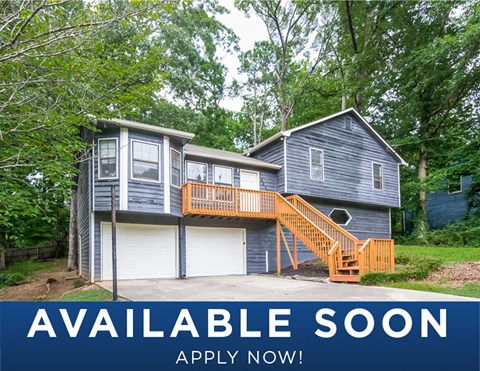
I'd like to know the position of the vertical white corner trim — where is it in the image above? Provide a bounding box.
[397,163,401,208]
[89,213,95,283]
[119,128,129,210]
[283,137,288,193]
[388,208,392,237]
[164,136,171,214]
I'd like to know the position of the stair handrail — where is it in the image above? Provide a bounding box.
[275,194,337,261]
[357,238,372,275]
[327,241,341,277]
[285,194,358,256]
[275,194,336,244]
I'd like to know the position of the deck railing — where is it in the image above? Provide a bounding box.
[182,183,277,219]
[357,238,395,274]
[285,195,358,256]
[182,182,395,280]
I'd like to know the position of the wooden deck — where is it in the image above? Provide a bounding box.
[182,183,395,282]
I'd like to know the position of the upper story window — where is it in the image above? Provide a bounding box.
[310,148,324,181]
[448,175,462,194]
[373,163,383,190]
[214,165,233,187]
[186,161,207,183]
[132,140,160,182]
[98,138,118,179]
[171,148,181,187]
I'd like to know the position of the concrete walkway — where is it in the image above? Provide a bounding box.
[99,275,477,301]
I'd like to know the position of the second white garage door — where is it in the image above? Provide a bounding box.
[102,223,177,280]
[186,227,246,277]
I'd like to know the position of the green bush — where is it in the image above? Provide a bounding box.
[361,255,441,285]
[394,216,480,247]
[0,260,47,288]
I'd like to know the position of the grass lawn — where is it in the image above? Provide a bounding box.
[56,286,113,301]
[395,245,480,264]
[373,245,480,298]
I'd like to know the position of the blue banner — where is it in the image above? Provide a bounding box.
[1,302,478,371]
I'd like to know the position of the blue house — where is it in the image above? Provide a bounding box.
[426,175,474,229]
[77,108,406,283]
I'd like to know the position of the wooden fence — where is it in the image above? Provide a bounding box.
[5,246,60,264]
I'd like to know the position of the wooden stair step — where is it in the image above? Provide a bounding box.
[342,259,358,264]
[337,266,359,271]
[330,275,361,283]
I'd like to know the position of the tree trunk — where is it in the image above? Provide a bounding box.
[0,249,5,271]
[341,96,347,110]
[354,91,363,113]
[67,188,78,271]
[415,141,429,240]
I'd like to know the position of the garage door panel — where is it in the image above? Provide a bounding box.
[186,227,245,277]
[102,223,177,280]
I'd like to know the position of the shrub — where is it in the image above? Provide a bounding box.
[0,260,46,288]
[361,255,441,285]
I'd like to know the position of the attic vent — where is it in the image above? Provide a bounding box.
[345,117,353,131]
[328,208,352,226]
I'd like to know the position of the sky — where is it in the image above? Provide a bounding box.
[214,1,269,112]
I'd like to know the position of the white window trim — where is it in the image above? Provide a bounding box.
[372,162,383,191]
[130,139,161,183]
[309,147,324,182]
[328,208,352,226]
[448,175,463,194]
[185,160,208,184]
[170,148,182,189]
[213,165,234,187]
[97,138,118,180]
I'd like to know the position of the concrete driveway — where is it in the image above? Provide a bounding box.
[99,275,477,301]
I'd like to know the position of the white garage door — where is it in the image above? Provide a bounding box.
[186,227,246,277]
[101,223,177,280]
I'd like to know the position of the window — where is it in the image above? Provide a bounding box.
[345,117,352,131]
[186,161,207,183]
[328,208,352,226]
[373,163,383,190]
[310,148,324,181]
[132,141,160,181]
[214,166,233,186]
[448,175,462,194]
[98,138,117,179]
[171,149,181,187]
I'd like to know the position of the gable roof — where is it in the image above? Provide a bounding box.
[184,144,281,170]
[245,108,407,166]
[97,118,195,142]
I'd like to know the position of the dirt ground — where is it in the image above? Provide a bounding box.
[273,259,330,278]
[0,258,87,301]
[428,262,480,287]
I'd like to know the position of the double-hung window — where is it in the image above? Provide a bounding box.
[171,149,181,187]
[98,138,117,179]
[186,161,207,183]
[310,148,324,181]
[214,166,233,187]
[132,141,160,182]
[373,163,383,190]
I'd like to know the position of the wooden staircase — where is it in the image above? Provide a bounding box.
[282,195,394,283]
[182,183,394,283]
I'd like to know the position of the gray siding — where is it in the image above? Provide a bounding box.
[305,198,391,239]
[285,114,400,208]
[77,147,91,279]
[250,140,285,192]
[426,176,472,229]
[128,131,164,213]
